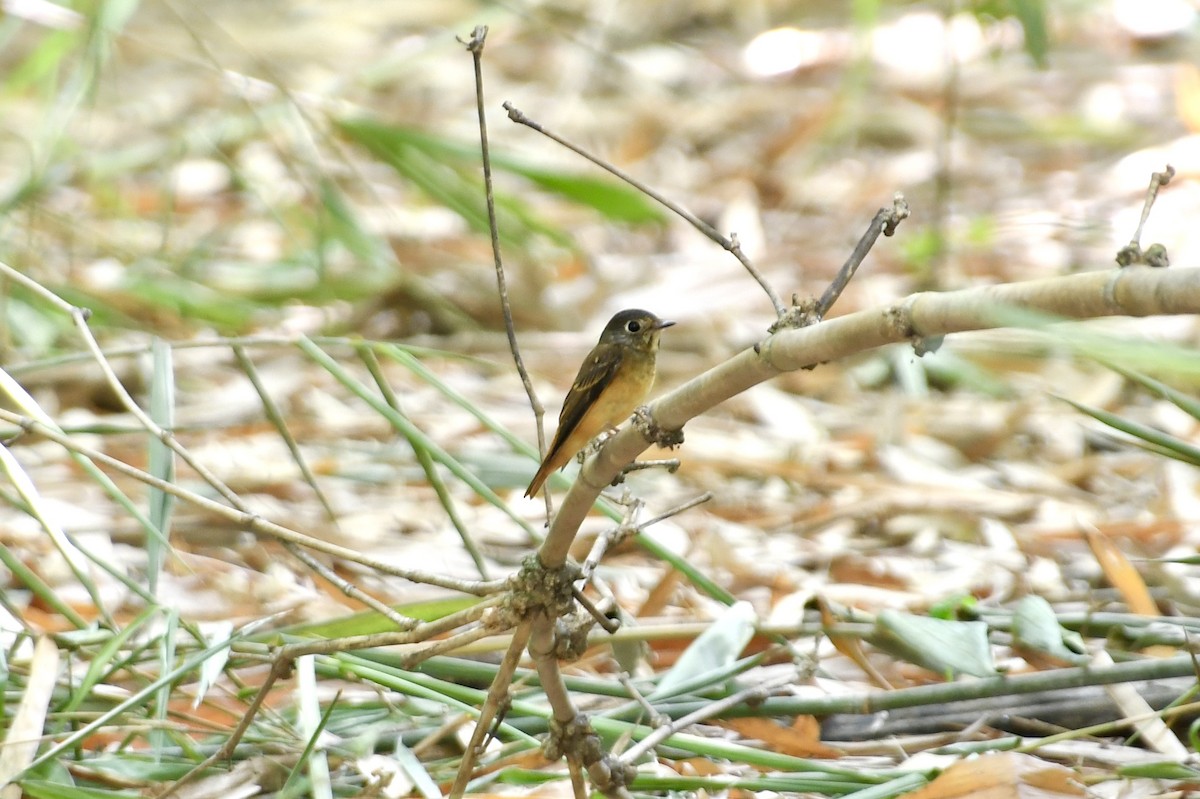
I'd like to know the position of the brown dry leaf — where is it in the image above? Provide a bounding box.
[1085,528,1157,615]
[901,752,1084,799]
[673,757,727,776]
[817,596,893,689]
[636,567,684,618]
[1084,528,1175,658]
[721,716,843,758]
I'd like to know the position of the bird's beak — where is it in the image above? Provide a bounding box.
[653,318,676,330]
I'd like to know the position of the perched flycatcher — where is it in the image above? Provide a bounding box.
[525,309,674,497]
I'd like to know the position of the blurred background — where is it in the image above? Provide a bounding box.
[4,2,1200,793]
[2,0,1197,346]
[0,0,1198,627]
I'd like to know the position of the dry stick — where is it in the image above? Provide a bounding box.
[619,671,797,764]
[1118,164,1175,267]
[448,621,535,799]
[813,196,909,322]
[616,673,665,731]
[540,265,1200,569]
[279,623,503,668]
[155,656,293,799]
[530,618,586,749]
[0,408,502,596]
[503,101,787,318]
[452,30,555,799]
[284,543,417,630]
[463,27,549,507]
[568,761,588,799]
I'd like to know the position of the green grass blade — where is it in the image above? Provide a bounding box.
[296,336,537,539]
[146,338,175,596]
[232,344,338,523]
[1059,396,1200,465]
[356,342,488,578]
[58,607,158,714]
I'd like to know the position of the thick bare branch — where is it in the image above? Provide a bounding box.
[539,265,1200,565]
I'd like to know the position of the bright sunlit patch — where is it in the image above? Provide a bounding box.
[1112,0,1196,39]
[742,26,825,77]
[871,12,985,85]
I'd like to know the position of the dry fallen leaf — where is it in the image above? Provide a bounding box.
[720,715,844,759]
[901,752,1084,799]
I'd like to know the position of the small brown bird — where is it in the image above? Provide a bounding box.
[525,309,674,497]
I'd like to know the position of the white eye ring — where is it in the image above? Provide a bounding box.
[625,320,642,333]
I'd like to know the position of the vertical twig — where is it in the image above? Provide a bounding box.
[463,27,548,508]
[1117,165,1175,268]
[447,621,535,799]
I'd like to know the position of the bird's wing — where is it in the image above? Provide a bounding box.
[550,344,623,452]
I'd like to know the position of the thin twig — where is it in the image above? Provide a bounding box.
[809,194,910,324]
[463,27,548,512]
[571,586,619,634]
[448,621,534,799]
[581,500,641,582]
[635,492,713,532]
[282,543,417,630]
[155,657,292,799]
[503,101,787,318]
[616,673,665,730]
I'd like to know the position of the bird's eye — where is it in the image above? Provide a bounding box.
[625,320,642,333]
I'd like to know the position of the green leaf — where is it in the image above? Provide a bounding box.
[266,596,483,641]
[1099,360,1200,423]
[146,338,175,596]
[871,610,995,678]
[21,781,139,799]
[1010,0,1049,67]
[335,118,569,249]
[654,601,757,697]
[498,162,665,224]
[1011,595,1089,665]
[1118,761,1200,779]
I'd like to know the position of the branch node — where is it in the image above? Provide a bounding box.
[543,714,604,766]
[553,613,594,660]
[769,295,822,333]
[589,754,638,793]
[501,555,582,625]
[884,193,910,236]
[912,334,944,356]
[884,305,917,340]
[459,25,487,52]
[632,405,684,450]
[1144,243,1170,268]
